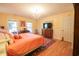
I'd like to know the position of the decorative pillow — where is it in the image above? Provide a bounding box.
[4,34,13,44]
[0,30,14,44]
[14,34,22,39]
[0,33,14,44]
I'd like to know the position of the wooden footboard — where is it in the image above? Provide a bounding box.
[23,43,44,56]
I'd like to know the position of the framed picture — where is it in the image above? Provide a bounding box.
[20,21,26,27]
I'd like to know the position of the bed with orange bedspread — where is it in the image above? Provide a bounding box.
[7,33,45,56]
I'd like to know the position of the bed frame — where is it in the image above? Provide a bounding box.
[22,43,44,56]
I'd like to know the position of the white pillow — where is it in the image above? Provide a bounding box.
[0,32,14,44]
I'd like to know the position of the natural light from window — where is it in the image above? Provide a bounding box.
[26,22,32,32]
[8,20,18,34]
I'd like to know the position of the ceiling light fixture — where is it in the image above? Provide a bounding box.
[30,6,44,14]
[29,5,45,19]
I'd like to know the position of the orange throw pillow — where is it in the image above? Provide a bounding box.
[14,34,22,39]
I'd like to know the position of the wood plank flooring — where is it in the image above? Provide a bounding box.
[37,40,72,56]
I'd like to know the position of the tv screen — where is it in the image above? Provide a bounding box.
[43,23,52,29]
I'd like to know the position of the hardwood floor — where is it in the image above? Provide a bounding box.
[37,40,72,56]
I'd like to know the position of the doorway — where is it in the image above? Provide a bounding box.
[73,4,79,56]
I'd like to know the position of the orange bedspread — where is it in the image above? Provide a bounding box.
[7,33,45,56]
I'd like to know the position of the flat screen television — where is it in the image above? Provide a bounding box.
[43,23,52,29]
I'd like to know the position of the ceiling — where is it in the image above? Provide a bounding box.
[0,3,74,19]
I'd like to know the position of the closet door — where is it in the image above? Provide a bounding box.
[63,17,74,42]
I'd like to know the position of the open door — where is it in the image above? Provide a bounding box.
[73,3,79,56]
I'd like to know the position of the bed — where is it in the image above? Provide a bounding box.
[7,33,45,56]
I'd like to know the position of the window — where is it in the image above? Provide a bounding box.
[8,20,18,34]
[26,23,32,32]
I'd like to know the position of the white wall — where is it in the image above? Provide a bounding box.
[37,11,74,49]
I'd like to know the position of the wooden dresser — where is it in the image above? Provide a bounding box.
[42,29,53,39]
